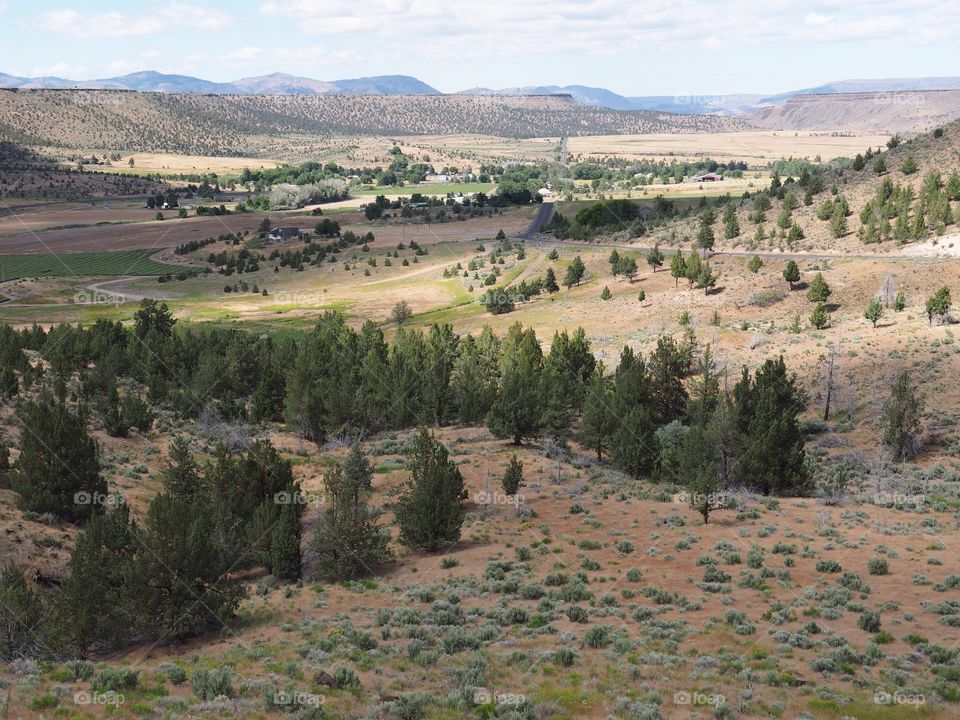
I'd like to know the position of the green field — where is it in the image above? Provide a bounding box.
[353,182,495,197]
[0,249,183,281]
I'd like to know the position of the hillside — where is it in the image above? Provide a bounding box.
[751,89,960,134]
[0,90,751,156]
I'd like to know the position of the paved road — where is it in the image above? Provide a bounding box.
[521,201,556,238]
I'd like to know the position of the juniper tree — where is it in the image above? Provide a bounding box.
[882,370,924,460]
[806,272,832,303]
[925,286,951,324]
[747,255,763,273]
[610,406,659,478]
[563,256,586,288]
[581,368,617,462]
[312,450,390,581]
[669,250,686,287]
[646,243,664,272]
[865,297,884,327]
[395,430,466,551]
[11,396,106,522]
[501,455,524,496]
[783,260,801,289]
[488,325,543,444]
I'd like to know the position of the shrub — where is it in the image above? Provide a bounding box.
[816,560,842,573]
[584,625,612,648]
[65,659,94,681]
[868,558,889,576]
[92,667,139,693]
[191,667,234,700]
[554,647,578,667]
[332,666,361,689]
[858,611,882,633]
[566,605,589,623]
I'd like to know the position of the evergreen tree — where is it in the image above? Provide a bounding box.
[696,262,717,294]
[57,505,136,653]
[488,325,543,444]
[451,329,500,424]
[581,368,616,461]
[563,256,586,288]
[11,396,106,522]
[684,250,702,287]
[610,406,659,478]
[544,267,559,292]
[806,272,832,302]
[128,493,243,642]
[680,420,724,523]
[0,563,50,661]
[501,455,524,496]
[646,243,664,272]
[669,250,686,287]
[733,357,809,495]
[782,260,801,289]
[687,345,720,424]
[810,303,830,329]
[270,499,303,581]
[649,336,689,424]
[925,285,951,324]
[747,255,763,273]
[395,430,466,550]
[311,453,389,580]
[882,370,924,459]
[162,436,201,500]
[865,297,884,327]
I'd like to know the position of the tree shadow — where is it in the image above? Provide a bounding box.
[706,286,726,296]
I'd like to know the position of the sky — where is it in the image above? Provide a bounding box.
[2,0,959,95]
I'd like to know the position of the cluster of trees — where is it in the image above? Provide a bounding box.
[669,249,716,294]
[858,174,958,243]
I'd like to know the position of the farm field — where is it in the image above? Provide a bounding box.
[0,248,182,282]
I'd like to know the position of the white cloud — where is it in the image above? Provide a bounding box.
[35,4,230,39]
[31,62,88,79]
[258,0,960,59]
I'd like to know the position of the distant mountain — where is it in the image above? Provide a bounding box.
[0,70,439,96]
[329,75,438,95]
[760,76,960,104]
[231,72,338,95]
[459,84,636,110]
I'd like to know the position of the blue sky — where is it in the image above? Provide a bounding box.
[2,0,959,95]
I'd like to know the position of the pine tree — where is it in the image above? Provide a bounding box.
[680,420,724,523]
[563,256,586,288]
[925,286,951,324]
[865,297,884,327]
[270,499,303,581]
[0,563,50,661]
[600,286,612,300]
[670,250,686,287]
[395,430,466,551]
[829,206,848,238]
[128,493,243,642]
[581,368,616,461]
[806,272,832,302]
[311,447,389,581]
[684,250,702,287]
[610,407,659,478]
[57,505,136,653]
[488,325,543,444]
[646,243,664,272]
[649,336,689,424]
[747,255,763,273]
[501,455,524,495]
[11,396,106,522]
[544,267,559,293]
[162,436,201,499]
[696,262,717,294]
[882,370,925,459]
[810,303,830,329]
[782,260,801,289]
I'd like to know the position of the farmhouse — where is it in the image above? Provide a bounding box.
[691,172,724,182]
[268,226,303,242]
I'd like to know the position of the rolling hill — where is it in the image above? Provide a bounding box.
[0,90,751,156]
